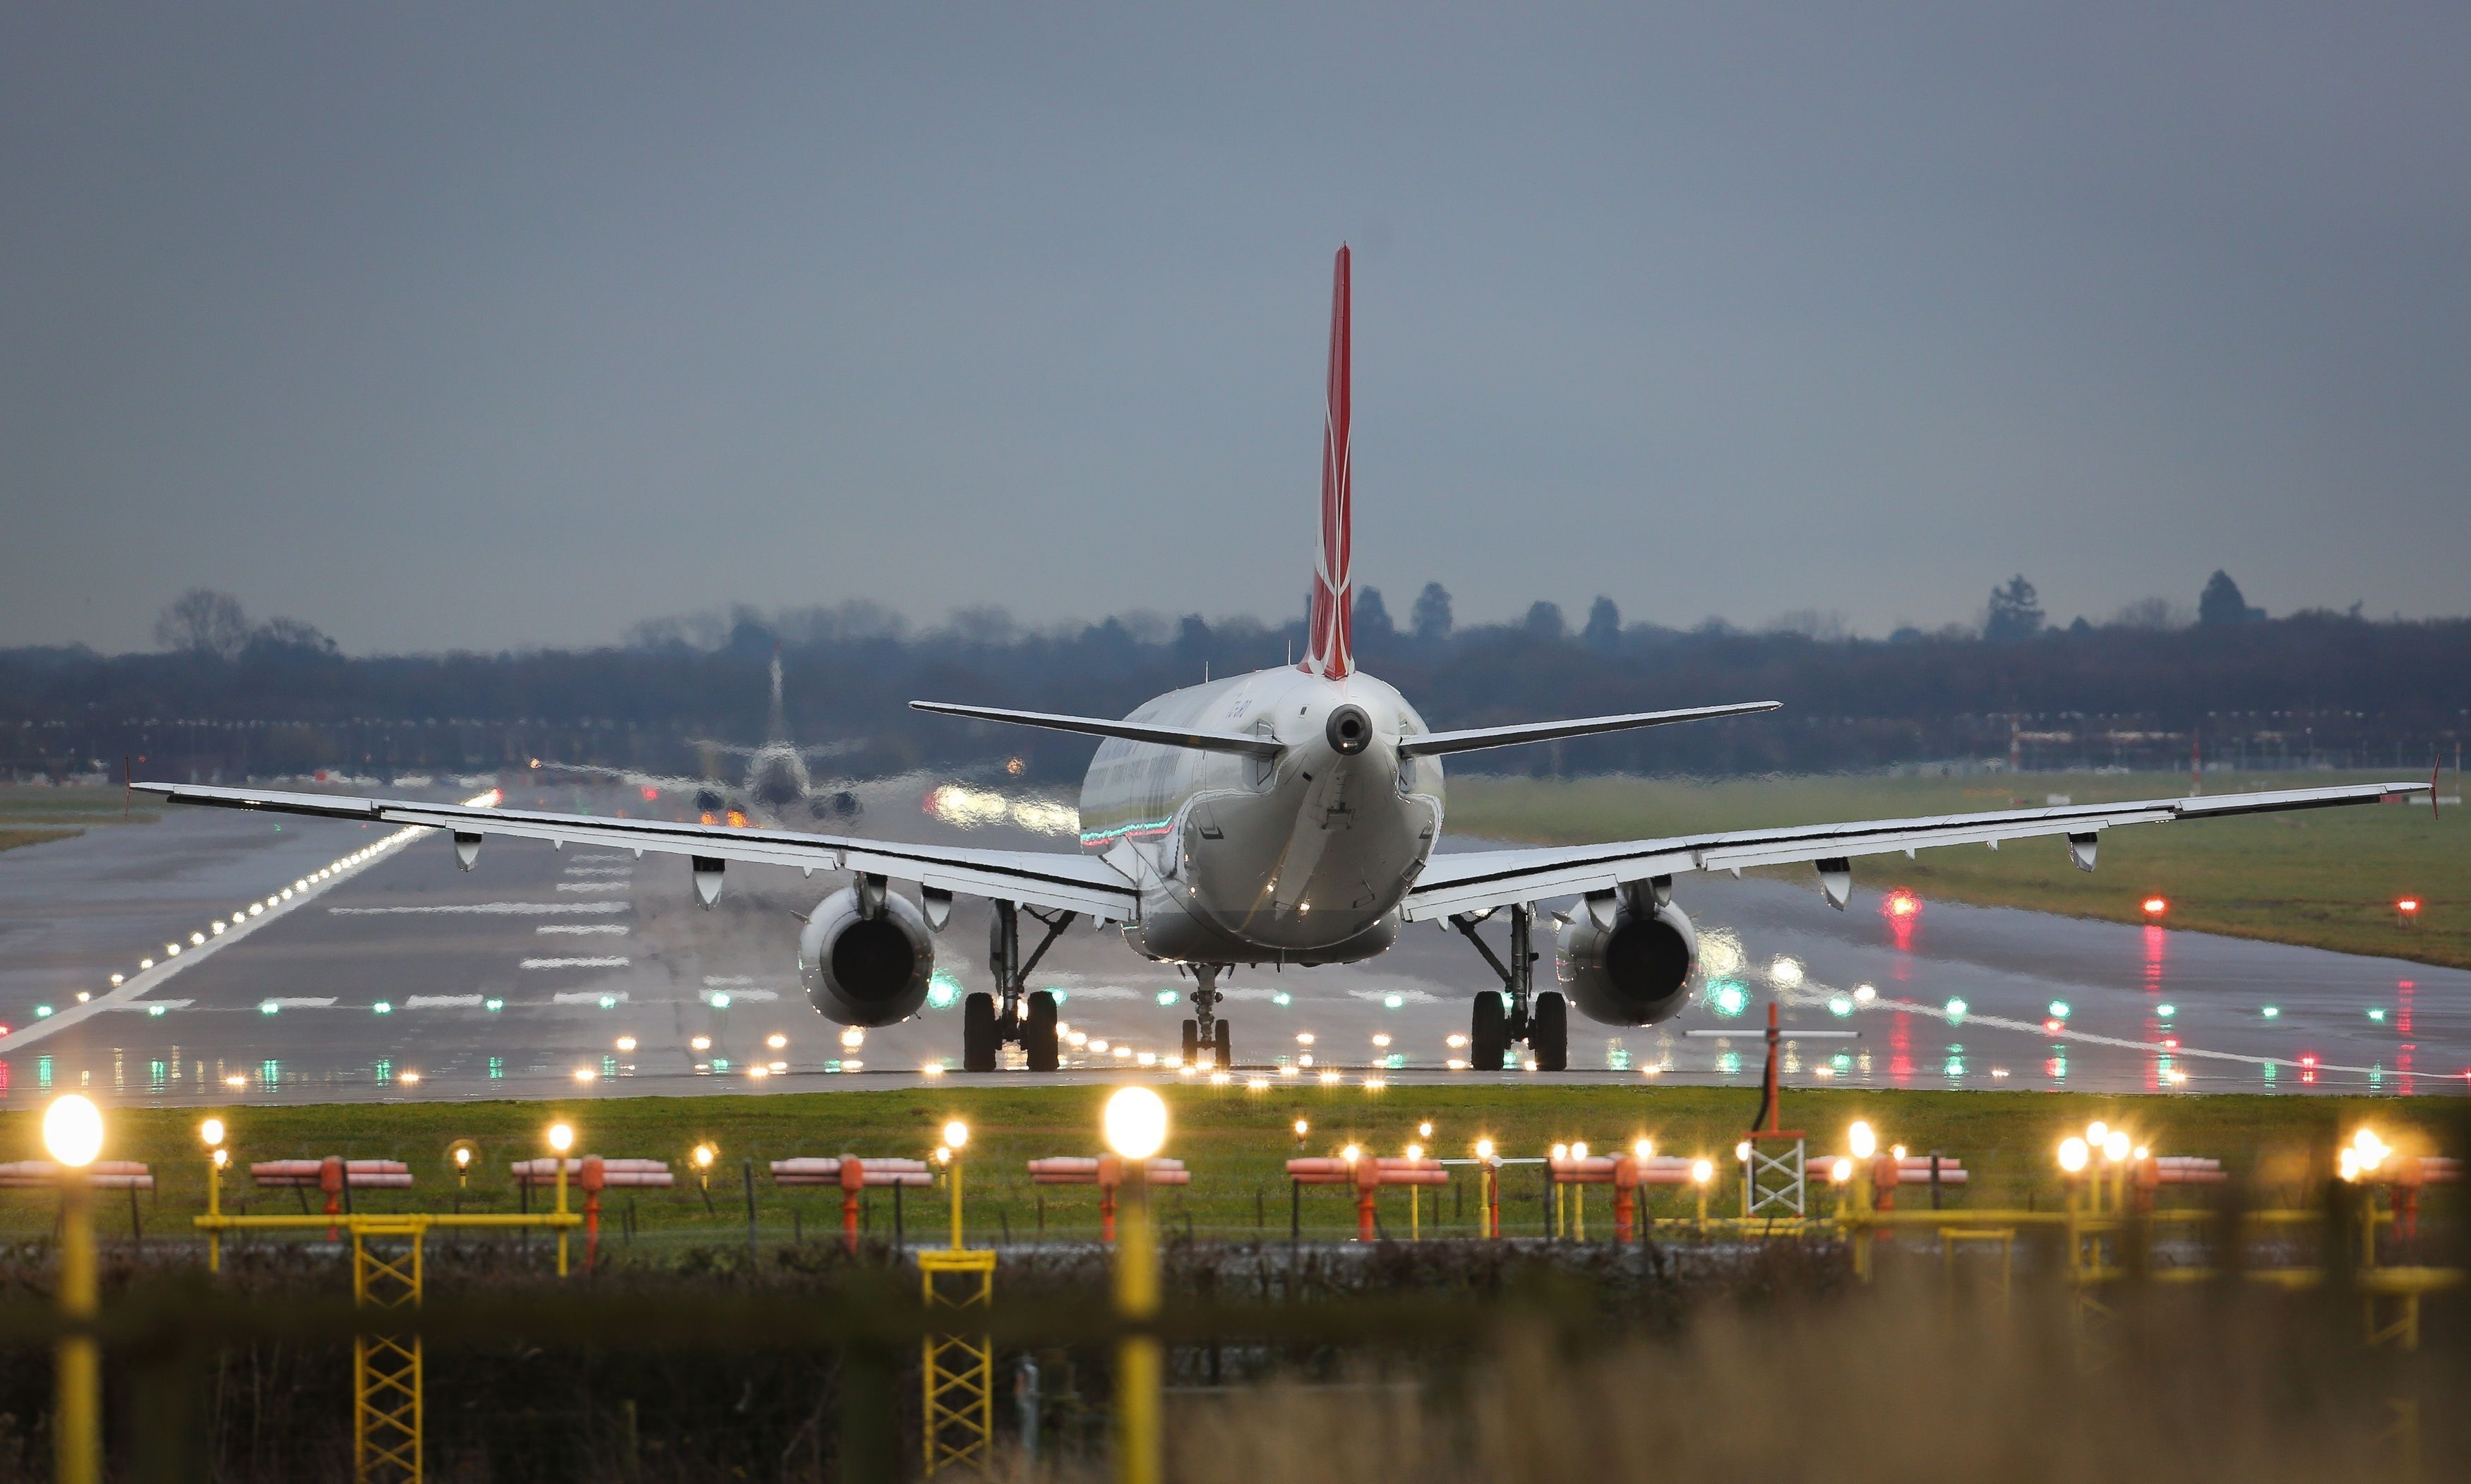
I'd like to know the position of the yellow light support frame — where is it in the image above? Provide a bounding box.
[919,1248,996,1477]
[197,1207,584,1484]
[352,1219,426,1484]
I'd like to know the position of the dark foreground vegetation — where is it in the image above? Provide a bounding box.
[6,582,2467,784]
[0,1213,2461,1481]
[0,1091,2460,1479]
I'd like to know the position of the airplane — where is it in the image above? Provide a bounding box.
[520,651,865,825]
[135,246,2431,1075]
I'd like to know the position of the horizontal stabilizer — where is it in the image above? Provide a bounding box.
[909,701,1284,758]
[1399,700,1781,758]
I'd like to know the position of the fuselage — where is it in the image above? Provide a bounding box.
[1076,664,1444,965]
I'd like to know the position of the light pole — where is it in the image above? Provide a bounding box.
[1103,1087,1168,1484]
[1475,1139,1497,1238]
[943,1120,971,1250]
[548,1122,575,1276]
[45,1094,104,1484]
[1403,1144,1423,1241]
[201,1118,227,1274]
[1569,1142,1589,1241]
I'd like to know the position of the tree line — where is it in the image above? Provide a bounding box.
[2,578,2463,784]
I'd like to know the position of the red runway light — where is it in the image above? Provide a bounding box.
[1881,890,1921,919]
[2397,897,2420,914]
[640,785,660,801]
[2141,897,2169,916]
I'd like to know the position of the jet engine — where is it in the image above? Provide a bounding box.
[1555,890,1698,1025]
[797,881,935,1026]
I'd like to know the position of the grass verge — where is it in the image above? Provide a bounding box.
[1447,770,2466,969]
[1,1084,2457,1247]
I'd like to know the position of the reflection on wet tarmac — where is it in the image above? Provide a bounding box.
[0,777,2460,1103]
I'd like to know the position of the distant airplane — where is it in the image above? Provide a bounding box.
[137,248,2431,1074]
[523,652,864,827]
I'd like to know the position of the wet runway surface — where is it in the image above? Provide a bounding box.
[0,780,2460,1106]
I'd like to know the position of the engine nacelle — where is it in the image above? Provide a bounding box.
[1556,896,1698,1025]
[798,884,935,1026]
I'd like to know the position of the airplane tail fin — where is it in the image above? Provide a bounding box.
[767,650,786,742]
[1304,244,1353,679]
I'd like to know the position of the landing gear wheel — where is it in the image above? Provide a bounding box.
[1180,1019,1199,1067]
[1025,991,1060,1072]
[1211,1019,1233,1070]
[1470,993,1507,1072]
[1531,991,1569,1072]
[962,992,998,1072]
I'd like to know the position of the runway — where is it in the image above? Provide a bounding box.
[0,779,2459,1106]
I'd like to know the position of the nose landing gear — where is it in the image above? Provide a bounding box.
[963,901,1076,1072]
[1179,963,1234,1070]
[1452,904,1567,1071]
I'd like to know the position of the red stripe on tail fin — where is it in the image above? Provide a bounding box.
[1305,245,1353,679]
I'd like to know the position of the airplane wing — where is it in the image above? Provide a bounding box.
[130,781,1137,920]
[1398,700,1780,758]
[1401,780,2429,921]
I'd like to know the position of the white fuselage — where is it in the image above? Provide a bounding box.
[1076,665,1444,966]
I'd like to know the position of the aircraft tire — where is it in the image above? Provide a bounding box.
[1026,991,1060,1072]
[1532,991,1569,1072]
[1471,992,1506,1071]
[1180,1019,1199,1066]
[1211,1019,1233,1070]
[963,992,998,1072]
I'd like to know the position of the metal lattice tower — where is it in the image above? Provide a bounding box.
[1744,1002,1807,1219]
[1745,1134,1808,1219]
[919,1249,997,1476]
[351,1219,426,1484]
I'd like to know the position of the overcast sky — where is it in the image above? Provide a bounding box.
[4,5,2466,654]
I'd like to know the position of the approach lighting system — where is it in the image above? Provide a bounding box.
[199,1118,225,1149]
[1848,1121,1877,1159]
[693,1144,715,1169]
[1633,1137,1653,1161]
[1570,1142,1589,1160]
[1102,1086,1168,1161]
[943,1120,970,1151]
[1690,1159,1714,1186]
[1344,1144,1363,1164]
[2058,1137,2090,1173]
[1418,1121,1434,1138]
[2102,1131,2131,1163]
[547,1123,575,1154]
[44,1096,104,1168]
[1733,1139,1752,1163]
[1829,1157,1853,1185]
[2343,1127,2392,1183]
[1293,1119,1310,1138]
[1475,1138,1495,1161]
[1550,1143,1568,1161]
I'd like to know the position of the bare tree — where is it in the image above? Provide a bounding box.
[152,589,251,659]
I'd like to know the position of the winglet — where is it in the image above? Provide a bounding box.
[1304,244,1353,680]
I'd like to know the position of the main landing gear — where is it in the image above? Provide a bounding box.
[1450,904,1567,1072]
[1178,963,1235,1070]
[962,900,1076,1073]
